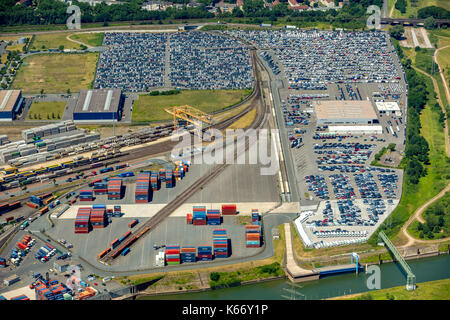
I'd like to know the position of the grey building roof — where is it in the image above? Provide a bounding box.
[74,89,121,114]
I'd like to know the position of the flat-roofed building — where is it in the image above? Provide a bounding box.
[313,100,378,125]
[0,90,23,121]
[73,89,123,122]
[375,101,401,116]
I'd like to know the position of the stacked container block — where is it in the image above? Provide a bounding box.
[165,244,180,265]
[192,206,207,225]
[90,206,106,229]
[79,189,94,201]
[251,209,260,223]
[197,246,212,261]
[206,209,221,225]
[213,229,228,258]
[34,279,71,301]
[135,172,150,203]
[165,168,173,188]
[180,247,196,263]
[221,204,237,215]
[158,168,166,182]
[94,181,107,195]
[245,224,261,248]
[151,172,159,191]
[113,205,122,217]
[74,207,91,233]
[108,178,122,200]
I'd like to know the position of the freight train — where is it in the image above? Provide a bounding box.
[0,150,125,190]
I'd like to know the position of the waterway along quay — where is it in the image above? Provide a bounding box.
[138,254,450,300]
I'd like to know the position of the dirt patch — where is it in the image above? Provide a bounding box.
[379,150,402,167]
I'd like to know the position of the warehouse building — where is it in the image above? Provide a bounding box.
[0,90,23,121]
[313,100,379,125]
[375,101,402,116]
[73,89,123,122]
[328,125,383,135]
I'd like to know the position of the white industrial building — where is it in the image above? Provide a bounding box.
[375,101,402,116]
[313,100,379,125]
[328,125,383,135]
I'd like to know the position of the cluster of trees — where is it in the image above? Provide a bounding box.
[394,0,407,14]
[389,25,404,40]
[149,89,181,96]
[394,42,431,185]
[0,0,214,26]
[418,6,450,19]
[0,0,384,27]
[416,193,449,239]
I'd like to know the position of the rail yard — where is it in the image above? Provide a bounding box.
[0,24,431,301]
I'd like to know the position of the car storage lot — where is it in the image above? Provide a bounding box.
[246,29,407,248]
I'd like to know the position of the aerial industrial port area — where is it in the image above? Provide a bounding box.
[0,0,449,302]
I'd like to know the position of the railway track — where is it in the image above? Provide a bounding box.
[102,50,265,263]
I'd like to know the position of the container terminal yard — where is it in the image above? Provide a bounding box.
[0,24,441,301]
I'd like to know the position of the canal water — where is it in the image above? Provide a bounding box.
[140,254,450,300]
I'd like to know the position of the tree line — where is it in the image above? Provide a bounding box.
[0,0,384,27]
[394,41,431,185]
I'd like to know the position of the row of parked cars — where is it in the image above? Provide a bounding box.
[226,30,400,89]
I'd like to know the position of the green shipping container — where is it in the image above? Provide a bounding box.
[36,142,46,147]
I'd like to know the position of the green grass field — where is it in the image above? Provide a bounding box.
[335,278,450,300]
[12,53,99,94]
[132,89,252,122]
[27,101,66,120]
[30,33,83,50]
[69,33,104,47]
[392,0,450,18]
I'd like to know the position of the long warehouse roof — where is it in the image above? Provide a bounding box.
[313,100,378,121]
[0,90,21,112]
[74,89,121,113]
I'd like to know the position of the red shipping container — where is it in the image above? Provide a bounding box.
[165,250,180,255]
[221,204,236,215]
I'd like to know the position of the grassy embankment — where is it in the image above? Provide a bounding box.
[332,278,450,300]
[132,89,252,122]
[11,52,99,94]
[27,101,67,120]
[369,40,450,246]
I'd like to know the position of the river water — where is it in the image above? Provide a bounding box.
[140,254,450,300]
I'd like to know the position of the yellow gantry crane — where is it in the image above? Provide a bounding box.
[165,105,213,133]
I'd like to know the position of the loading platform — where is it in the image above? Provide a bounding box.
[315,263,363,277]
